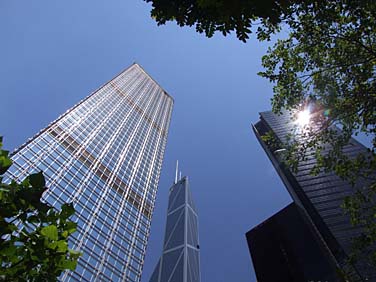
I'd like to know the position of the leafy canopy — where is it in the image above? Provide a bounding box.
[144,0,299,42]
[0,137,81,281]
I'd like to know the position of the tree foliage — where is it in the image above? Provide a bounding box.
[0,137,81,281]
[144,0,299,42]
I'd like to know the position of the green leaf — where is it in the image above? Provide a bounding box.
[18,185,47,209]
[0,149,12,175]
[58,259,77,270]
[40,225,58,241]
[61,203,75,220]
[49,240,68,252]
[27,215,40,223]
[1,244,17,257]
[21,177,30,187]
[29,171,45,188]
[65,221,77,234]
[68,249,82,258]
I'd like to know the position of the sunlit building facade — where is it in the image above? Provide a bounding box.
[6,63,174,282]
[253,110,375,280]
[149,176,200,282]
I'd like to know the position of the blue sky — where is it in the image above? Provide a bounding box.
[1,1,293,281]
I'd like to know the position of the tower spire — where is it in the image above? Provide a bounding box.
[174,160,179,184]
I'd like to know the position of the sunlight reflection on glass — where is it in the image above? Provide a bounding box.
[296,109,311,127]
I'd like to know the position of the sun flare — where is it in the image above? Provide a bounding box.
[296,109,311,127]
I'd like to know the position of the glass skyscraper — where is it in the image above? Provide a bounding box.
[5,63,174,282]
[253,110,375,280]
[149,176,200,282]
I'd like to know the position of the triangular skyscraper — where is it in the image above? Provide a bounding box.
[149,176,200,282]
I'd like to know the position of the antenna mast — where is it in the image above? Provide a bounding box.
[174,160,179,184]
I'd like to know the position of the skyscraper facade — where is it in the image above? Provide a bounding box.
[5,63,174,282]
[149,176,200,282]
[253,110,375,280]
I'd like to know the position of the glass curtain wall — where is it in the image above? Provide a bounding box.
[6,64,174,282]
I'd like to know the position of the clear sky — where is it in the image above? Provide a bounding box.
[1,1,293,281]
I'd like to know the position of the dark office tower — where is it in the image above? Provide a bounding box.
[253,110,375,280]
[5,64,174,282]
[246,203,338,282]
[149,176,200,282]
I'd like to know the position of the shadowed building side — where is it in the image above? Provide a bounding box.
[149,176,200,282]
[246,203,338,282]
